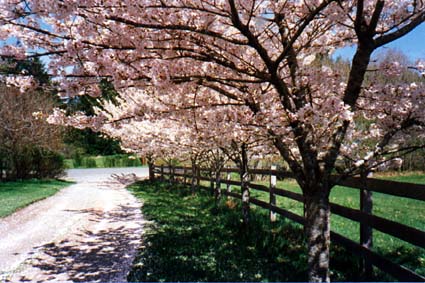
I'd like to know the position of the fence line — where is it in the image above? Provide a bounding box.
[153,165,425,282]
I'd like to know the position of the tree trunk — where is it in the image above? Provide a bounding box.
[191,160,197,194]
[0,157,3,181]
[269,165,277,222]
[304,188,331,282]
[13,155,20,180]
[210,170,215,196]
[241,172,250,225]
[360,170,373,280]
[0,161,3,181]
[214,170,221,200]
[226,170,231,199]
[147,156,155,182]
[196,166,201,188]
[240,143,250,225]
[170,165,175,184]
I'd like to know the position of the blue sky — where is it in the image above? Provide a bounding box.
[2,21,423,65]
[334,23,425,62]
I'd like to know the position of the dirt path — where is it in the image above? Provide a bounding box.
[0,168,148,282]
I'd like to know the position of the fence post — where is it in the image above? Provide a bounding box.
[270,165,277,222]
[160,165,164,181]
[360,170,373,280]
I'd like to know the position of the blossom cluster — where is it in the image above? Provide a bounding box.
[1,0,424,176]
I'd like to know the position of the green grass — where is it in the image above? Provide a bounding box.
[0,179,73,218]
[64,154,143,168]
[244,174,425,256]
[224,173,425,277]
[128,180,424,281]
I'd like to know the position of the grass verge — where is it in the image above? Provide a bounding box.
[128,180,424,281]
[245,174,425,256]
[0,179,73,218]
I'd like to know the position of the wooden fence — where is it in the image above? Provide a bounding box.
[153,165,425,282]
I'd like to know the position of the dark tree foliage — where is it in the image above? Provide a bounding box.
[63,79,123,156]
[0,57,50,86]
[63,128,122,156]
[65,79,120,115]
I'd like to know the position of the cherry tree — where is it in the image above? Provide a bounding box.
[51,83,272,220]
[1,1,425,281]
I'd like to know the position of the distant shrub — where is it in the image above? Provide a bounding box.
[34,150,66,179]
[97,154,141,168]
[0,147,66,181]
[72,151,83,168]
[83,157,97,168]
[65,154,142,169]
[63,159,74,169]
[120,156,142,167]
[103,156,115,167]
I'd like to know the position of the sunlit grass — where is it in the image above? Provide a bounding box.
[244,174,425,254]
[0,179,73,218]
[224,173,425,276]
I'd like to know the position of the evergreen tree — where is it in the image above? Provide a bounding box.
[64,79,123,156]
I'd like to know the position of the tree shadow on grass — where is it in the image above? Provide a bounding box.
[16,204,142,282]
[128,181,311,282]
[128,181,424,282]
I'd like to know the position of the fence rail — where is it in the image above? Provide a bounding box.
[153,165,425,282]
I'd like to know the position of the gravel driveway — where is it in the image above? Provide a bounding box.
[0,167,148,282]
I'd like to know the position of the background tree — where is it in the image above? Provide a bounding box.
[0,57,50,86]
[0,84,64,180]
[63,79,123,157]
[0,57,65,180]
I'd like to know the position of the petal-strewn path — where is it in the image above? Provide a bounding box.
[0,167,148,282]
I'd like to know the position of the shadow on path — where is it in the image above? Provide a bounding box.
[17,204,142,282]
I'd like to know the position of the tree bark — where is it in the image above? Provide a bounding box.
[270,165,277,222]
[0,157,3,181]
[196,166,200,188]
[147,156,155,182]
[214,169,221,200]
[226,170,231,199]
[304,188,331,282]
[210,170,215,196]
[240,143,250,225]
[170,165,175,184]
[183,167,187,184]
[191,159,197,194]
[360,170,373,280]
[160,164,164,181]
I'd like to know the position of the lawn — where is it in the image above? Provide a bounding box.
[243,174,425,256]
[128,178,424,282]
[0,179,73,218]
